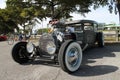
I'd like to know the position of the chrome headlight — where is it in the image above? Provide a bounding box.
[26,42,34,53]
[46,41,56,54]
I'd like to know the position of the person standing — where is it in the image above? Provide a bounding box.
[18,33,23,41]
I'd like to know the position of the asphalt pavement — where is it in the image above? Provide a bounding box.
[0,41,120,80]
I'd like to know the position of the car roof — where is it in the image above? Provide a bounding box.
[65,20,98,25]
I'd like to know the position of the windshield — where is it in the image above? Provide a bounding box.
[65,23,83,32]
[48,23,66,33]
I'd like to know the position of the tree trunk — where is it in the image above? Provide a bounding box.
[23,25,25,34]
[23,25,27,40]
[117,3,120,23]
[51,2,55,19]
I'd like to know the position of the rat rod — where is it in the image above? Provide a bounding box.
[11,20,104,73]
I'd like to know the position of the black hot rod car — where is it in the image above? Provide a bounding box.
[12,20,104,73]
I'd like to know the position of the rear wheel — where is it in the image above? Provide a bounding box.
[58,41,82,73]
[12,42,29,64]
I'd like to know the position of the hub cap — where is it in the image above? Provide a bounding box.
[67,47,79,67]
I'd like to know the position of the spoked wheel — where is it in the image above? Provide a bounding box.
[12,42,29,64]
[58,41,82,73]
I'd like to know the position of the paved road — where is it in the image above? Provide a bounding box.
[0,41,120,80]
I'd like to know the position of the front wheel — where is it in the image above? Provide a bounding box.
[12,42,29,64]
[58,41,82,73]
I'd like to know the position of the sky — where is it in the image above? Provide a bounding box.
[0,0,119,29]
[0,0,6,9]
[71,6,119,24]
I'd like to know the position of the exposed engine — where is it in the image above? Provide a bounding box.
[39,33,76,56]
[39,33,57,55]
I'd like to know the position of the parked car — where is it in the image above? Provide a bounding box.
[0,34,7,41]
[11,20,104,73]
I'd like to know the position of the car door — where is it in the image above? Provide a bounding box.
[83,24,96,44]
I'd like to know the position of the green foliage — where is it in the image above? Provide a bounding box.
[1,0,94,34]
[0,9,18,34]
[4,0,120,20]
[1,0,120,34]
[37,28,49,34]
[22,0,93,19]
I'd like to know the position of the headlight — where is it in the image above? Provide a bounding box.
[26,42,34,53]
[46,41,56,54]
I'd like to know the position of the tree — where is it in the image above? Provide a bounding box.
[4,0,93,33]
[33,0,92,19]
[4,0,120,34]
[0,9,18,34]
[5,0,44,33]
[116,0,120,23]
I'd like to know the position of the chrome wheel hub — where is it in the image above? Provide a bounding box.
[67,48,79,67]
